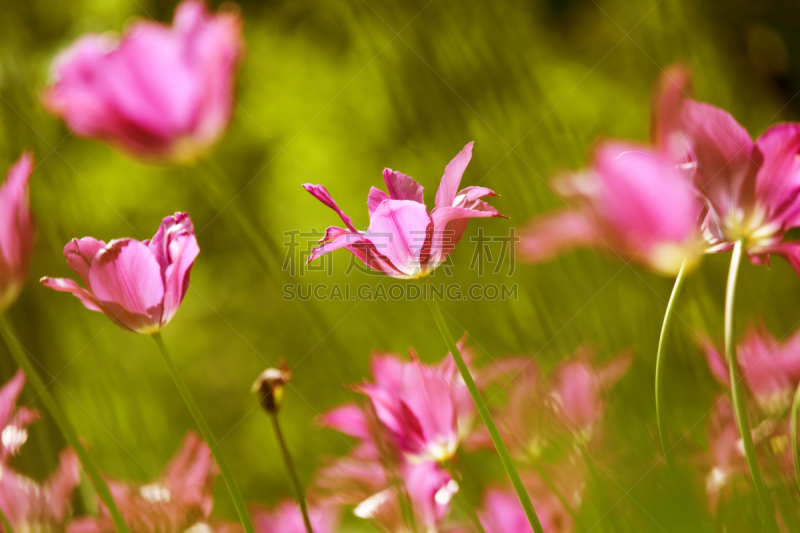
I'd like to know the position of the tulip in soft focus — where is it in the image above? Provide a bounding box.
[251,500,340,533]
[0,153,36,312]
[479,469,582,533]
[304,142,506,278]
[0,448,82,530]
[698,325,800,414]
[41,212,199,334]
[546,348,633,439]
[356,347,475,462]
[0,370,39,460]
[43,1,243,163]
[68,431,217,533]
[518,141,703,276]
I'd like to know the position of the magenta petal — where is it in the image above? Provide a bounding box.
[303,184,358,232]
[435,142,473,209]
[382,168,425,204]
[519,210,599,264]
[64,237,106,287]
[319,404,371,440]
[682,101,761,215]
[400,359,459,461]
[367,187,389,216]
[88,239,165,333]
[0,370,27,431]
[152,213,199,326]
[0,153,35,309]
[39,277,104,314]
[651,64,693,160]
[753,123,800,227]
[403,462,457,530]
[365,199,433,278]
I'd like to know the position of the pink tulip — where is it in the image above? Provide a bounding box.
[0,153,36,312]
[357,350,473,462]
[547,348,632,437]
[43,1,243,163]
[519,140,703,276]
[251,500,339,533]
[304,142,506,278]
[0,370,39,460]
[41,212,199,334]
[698,324,800,414]
[479,469,582,533]
[0,448,81,529]
[680,101,800,272]
[68,431,217,532]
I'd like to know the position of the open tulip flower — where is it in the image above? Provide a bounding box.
[0,448,81,530]
[698,324,800,415]
[41,212,199,334]
[0,152,36,312]
[43,0,243,164]
[680,102,800,271]
[355,348,474,463]
[68,432,217,532]
[304,142,506,278]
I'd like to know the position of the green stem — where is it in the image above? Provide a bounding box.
[151,333,254,533]
[0,314,129,533]
[533,460,579,525]
[724,240,777,530]
[655,259,688,478]
[0,506,15,533]
[425,298,545,533]
[268,412,314,533]
[791,380,800,495]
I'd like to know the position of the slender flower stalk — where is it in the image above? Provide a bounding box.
[425,297,544,533]
[151,332,254,533]
[724,240,777,531]
[268,412,314,533]
[655,259,688,477]
[0,313,129,533]
[792,381,800,494]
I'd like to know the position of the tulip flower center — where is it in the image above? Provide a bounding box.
[721,204,782,251]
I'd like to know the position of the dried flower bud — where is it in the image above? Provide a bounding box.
[252,363,291,413]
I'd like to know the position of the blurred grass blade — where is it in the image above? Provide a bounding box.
[151,332,255,533]
[0,313,129,533]
[792,380,800,494]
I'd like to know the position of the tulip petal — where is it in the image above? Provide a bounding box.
[366,199,433,277]
[518,210,599,264]
[39,277,105,314]
[367,187,389,216]
[382,168,425,204]
[88,239,165,333]
[151,213,199,325]
[651,64,693,161]
[400,359,458,460]
[682,101,761,215]
[754,123,800,227]
[0,152,35,279]
[64,237,106,288]
[319,404,371,440]
[304,184,358,232]
[435,142,473,209]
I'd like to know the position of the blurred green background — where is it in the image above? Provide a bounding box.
[1,0,800,530]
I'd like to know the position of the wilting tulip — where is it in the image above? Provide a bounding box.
[698,325,800,414]
[0,370,39,460]
[251,500,340,533]
[43,1,243,164]
[304,142,506,278]
[41,212,199,334]
[518,142,703,276]
[69,432,217,532]
[0,448,81,530]
[0,153,36,312]
[681,102,800,272]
